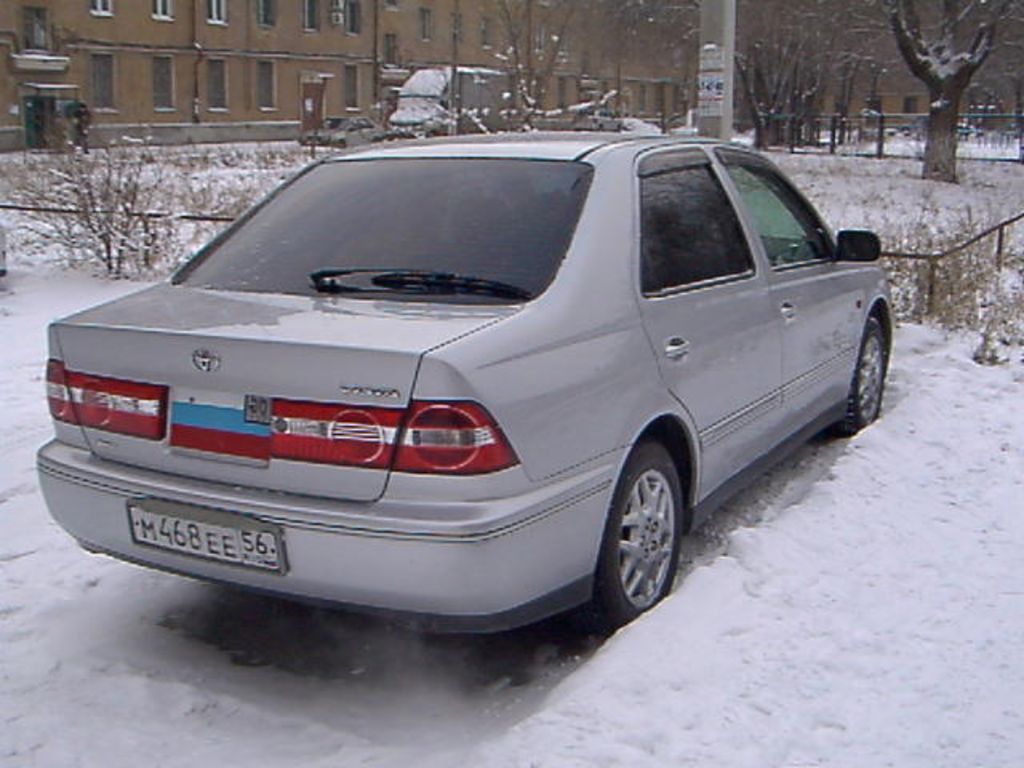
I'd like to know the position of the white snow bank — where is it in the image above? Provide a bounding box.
[457,324,1024,768]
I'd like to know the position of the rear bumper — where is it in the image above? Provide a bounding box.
[37,440,615,632]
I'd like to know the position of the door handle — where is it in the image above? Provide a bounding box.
[780,302,797,322]
[664,337,690,361]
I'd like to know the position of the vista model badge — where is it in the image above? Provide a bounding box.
[192,349,221,373]
[339,384,401,400]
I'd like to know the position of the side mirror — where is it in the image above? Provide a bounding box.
[836,230,881,262]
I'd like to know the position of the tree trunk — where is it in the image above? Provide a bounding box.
[923,89,961,183]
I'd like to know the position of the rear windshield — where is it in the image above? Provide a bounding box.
[176,158,594,302]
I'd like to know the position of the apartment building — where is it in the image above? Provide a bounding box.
[0,1,690,150]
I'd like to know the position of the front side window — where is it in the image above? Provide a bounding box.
[345,0,361,34]
[480,16,491,47]
[153,0,174,18]
[23,7,49,50]
[91,0,113,15]
[207,59,227,109]
[91,53,115,109]
[152,55,174,110]
[720,158,831,268]
[640,159,753,294]
[257,0,275,26]
[176,159,594,302]
[257,61,275,109]
[303,0,319,30]
[207,0,227,23]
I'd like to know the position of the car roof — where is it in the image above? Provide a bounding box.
[333,132,725,163]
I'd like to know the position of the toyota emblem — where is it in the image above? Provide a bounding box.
[192,349,221,373]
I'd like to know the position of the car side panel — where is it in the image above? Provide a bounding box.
[414,152,673,486]
[768,262,863,423]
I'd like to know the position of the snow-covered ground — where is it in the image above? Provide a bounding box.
[2,146,1023,767]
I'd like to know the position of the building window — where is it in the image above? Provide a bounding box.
[303,0,319,30]
[345,0,361,34]
[418,7,432,41]
[453,10,462,42]
[152,0,173,19]
[637,84,647,114]
[152,55,174,110]
[534,24,545,53]
[207,0,227,24]
[91,53,115,109]
[257,61,275,110]
[480,16,491,48]
[207,59,227,109]
[385,0,398,7]
[91,0,113,16]
[383,33,398,65]
[257,0,275,27]
[23,7,49,50]
[903,95,920,114]
[343,64,359,109]
[557,77,568,110]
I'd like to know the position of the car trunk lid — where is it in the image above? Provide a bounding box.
[51,284,516,502]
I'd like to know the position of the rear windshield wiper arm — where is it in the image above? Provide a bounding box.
[310,268,533,301]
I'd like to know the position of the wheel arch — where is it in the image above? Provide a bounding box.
[631,414,698,533]
[868,297,893,356]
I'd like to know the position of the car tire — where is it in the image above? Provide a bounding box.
[834,316,888,437]
[587,440,684,633]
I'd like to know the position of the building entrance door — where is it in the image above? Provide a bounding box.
[23,95,57,149]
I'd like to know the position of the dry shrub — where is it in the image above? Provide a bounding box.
[8,143,173,276]
[5,142,310,276]
[882,208,1024,363]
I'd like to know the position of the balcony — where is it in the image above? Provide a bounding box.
[11,51,71,73]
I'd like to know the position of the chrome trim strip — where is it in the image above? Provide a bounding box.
[38,455,611,544]
[699,389,783,448]
[782,346,855,402]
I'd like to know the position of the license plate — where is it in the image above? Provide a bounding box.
[127,498,286,573]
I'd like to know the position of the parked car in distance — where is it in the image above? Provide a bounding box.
[389,67,507,136]
[38,134,891,633]
[299,116,384,147]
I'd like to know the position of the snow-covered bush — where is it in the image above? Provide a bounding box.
[4,142,308,277]
[8,143,174,277]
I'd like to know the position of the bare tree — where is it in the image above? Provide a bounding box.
[883,0,1019,182]
[490,0,575,128]
[735,0,830,148]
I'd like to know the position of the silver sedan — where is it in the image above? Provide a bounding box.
[38,134,890,632]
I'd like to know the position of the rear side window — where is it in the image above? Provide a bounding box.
[177,158,593,301]
[640,164,753,294]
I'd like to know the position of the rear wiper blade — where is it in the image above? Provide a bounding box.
[373,271,533,300]
[310,268,385,294]
[310,268,533,300]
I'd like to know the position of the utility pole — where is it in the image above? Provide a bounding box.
[697,0,735,141]
[449,0,461,134]
[372,0,381,122]
[525,0,534,112]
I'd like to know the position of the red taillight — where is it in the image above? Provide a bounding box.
[46,359,75,424]
[46,359,168,440]
[271,399,403,469]
[393,401,518,475]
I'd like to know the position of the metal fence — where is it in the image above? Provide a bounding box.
[881,209,1024,326]
[763,113,1024,163]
